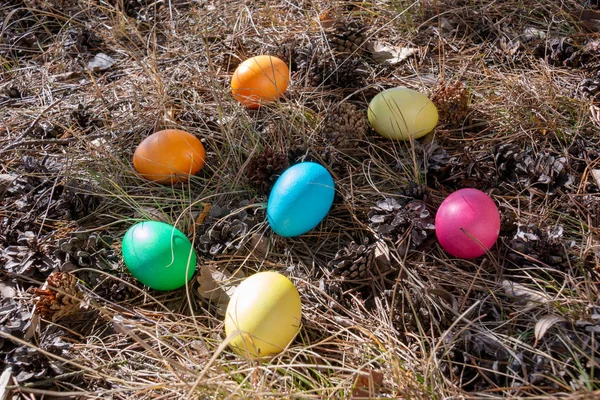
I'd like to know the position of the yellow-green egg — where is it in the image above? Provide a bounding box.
[224,271,301,358]
[367,87,438,140]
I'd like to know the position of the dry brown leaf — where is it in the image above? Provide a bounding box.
[196,265,245,316]
[371,42,419,64]
[352,368,384,398]
[87,53,115,71]
[318,9,335,29]
[502,280,550,305]
[195,203,212,225]
[534,314,566,346]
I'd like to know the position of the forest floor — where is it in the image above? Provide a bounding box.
[1,0,600,399]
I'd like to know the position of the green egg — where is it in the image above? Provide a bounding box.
[368,87,438,140]
[122,221,196,291]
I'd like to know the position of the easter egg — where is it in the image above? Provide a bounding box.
[267,162,335,237]
[133,129,206,184]
[367,87,438,140]
[225,271,301,358]
[122,221,196,291]
[231,55,290,109]
[435,188,500,259]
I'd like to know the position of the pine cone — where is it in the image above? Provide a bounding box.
[401,180,428,201]
[273,37,299,71]
[196,201,262,256]
[329,241,375,280]
[368,198,435,254]
[579,70,600,101]
[288,146,316,164]
[326,20,368,55]
[533,37,578,67]
[394,140,450,178]
[318,146,347,179]
[430,81,469,126]
[508,224,568,267]
[65,27,104,55]
[52,231,117,270]
[320,102,368,147]
[4,329,71,383]
[246,147,289,194]
[319,54,369,88]
[296,43,368,88]
[109,0,161,21]
[0,294,31,349]
[493,144,574,193]
[1,231,54,276]
[31,272,83,322]
[385,287,432,333]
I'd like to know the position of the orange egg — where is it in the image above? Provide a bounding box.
[133,129,205,184]
[231,55,290,109]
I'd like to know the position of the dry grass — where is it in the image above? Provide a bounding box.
[1,0,600,398]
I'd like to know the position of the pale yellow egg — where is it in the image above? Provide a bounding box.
[224,271,301,358]
[368,87,439,140]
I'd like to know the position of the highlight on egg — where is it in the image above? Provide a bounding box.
[435,188,501,259]
[133,129,206,184]
[267,162,335,237]
[231,55,290,109]
[121,221,196,291]
[367,87,439,140]
[225,271,302,358]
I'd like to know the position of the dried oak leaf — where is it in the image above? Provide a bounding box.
[352,368,385,398]
[196,265,245,316]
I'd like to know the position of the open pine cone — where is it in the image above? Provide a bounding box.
[508,224,569,268]
[32,272,83,322]
[2,231,54,276]
[329,241,375,280]
[273,37,299,71]
[329,240,392,281]
[430,81,469,126]
[493,143,574,193]
[52,231,117,270]
[579,70,600,101]
[0,294,31,350]
[533,37,578,67]
[368,198,435,254]
[4,328,71,383]
[296,43,368,88]
[196,200,262,256]
[246,147,289,194]
[320,102,368,148]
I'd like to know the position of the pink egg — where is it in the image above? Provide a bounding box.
[435,188,500,259]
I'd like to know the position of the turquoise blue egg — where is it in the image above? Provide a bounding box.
[267,162,335,237]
